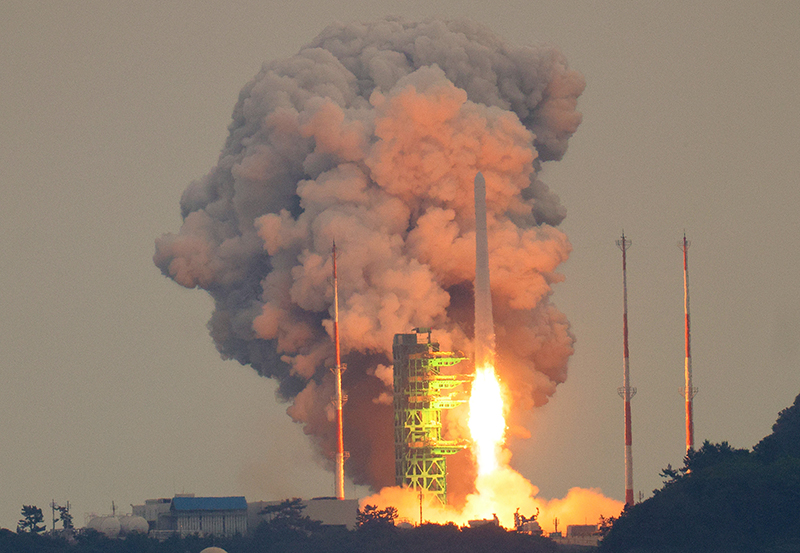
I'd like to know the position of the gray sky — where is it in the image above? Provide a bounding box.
[2,0,798,531]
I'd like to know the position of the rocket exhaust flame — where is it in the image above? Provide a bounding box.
[468,366,505,476]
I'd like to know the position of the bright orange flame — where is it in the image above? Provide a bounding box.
[361,361,624,530]
[468,365,506,475]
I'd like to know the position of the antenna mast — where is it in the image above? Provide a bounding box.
[332,243,347,500]
[679,233,698,453]
[617,232,636,507]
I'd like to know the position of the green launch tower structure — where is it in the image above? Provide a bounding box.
[393,328,471,505]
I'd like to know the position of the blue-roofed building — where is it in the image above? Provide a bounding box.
[132,494,358,538]
[172,496,248,512]
[165,496,248,537]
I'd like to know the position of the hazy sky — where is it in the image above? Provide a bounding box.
[2,0,798,531]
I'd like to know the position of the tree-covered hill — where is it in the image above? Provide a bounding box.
[600,392,800,553]
[0,515,559,553]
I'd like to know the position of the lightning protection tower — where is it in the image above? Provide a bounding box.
[679,233,698,453]
[331,243,347,499]
[617,232,636,508]
[393,328,471,505]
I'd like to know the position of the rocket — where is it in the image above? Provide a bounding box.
[474,172,495,369]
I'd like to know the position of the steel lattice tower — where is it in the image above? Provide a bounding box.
[393,329,470,505]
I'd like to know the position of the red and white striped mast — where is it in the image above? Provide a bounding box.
[680,233,697,454]
[332,242,346,500]
[617,232,636,508]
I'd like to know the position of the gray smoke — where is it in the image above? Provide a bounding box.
[154,17,583,490]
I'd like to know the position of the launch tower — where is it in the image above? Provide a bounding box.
[393,328,470,505]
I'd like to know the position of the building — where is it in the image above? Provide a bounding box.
[132,495,247,538]
[133,495,357,537]
[550,524,601,548]
[393,328,471,504]
[170,496,248,537]
[132,497,171,531]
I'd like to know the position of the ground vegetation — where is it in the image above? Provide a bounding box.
[600,392,800,552]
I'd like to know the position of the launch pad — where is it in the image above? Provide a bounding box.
[393,328,471,504]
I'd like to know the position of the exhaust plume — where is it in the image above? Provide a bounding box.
[154,17,584,491]
[363,471,622,530]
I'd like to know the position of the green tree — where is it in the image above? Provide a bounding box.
[17,505,45,534]
[754,392,800,461]
[356,504,398,530]
[597,514,615,538]
[600,392,800,552]
[254,497,323,543]
[260,497,307,523]
[56,504,73,530]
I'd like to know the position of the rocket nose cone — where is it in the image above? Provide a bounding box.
[474,172,485,186]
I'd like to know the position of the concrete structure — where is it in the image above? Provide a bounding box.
[567,524,599,537]
[393,329,471,505]
[248,498,358,531]
[132,497,172,531]
[550,524,601,548]
[568,524,601,546]
[305,498,357,529]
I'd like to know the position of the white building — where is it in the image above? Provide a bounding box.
[132,497,172,530]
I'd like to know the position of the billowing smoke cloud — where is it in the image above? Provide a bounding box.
[363,467,623,530]
[154,17,584,491]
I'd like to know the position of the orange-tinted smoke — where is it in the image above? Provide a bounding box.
[154,18,584,491]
